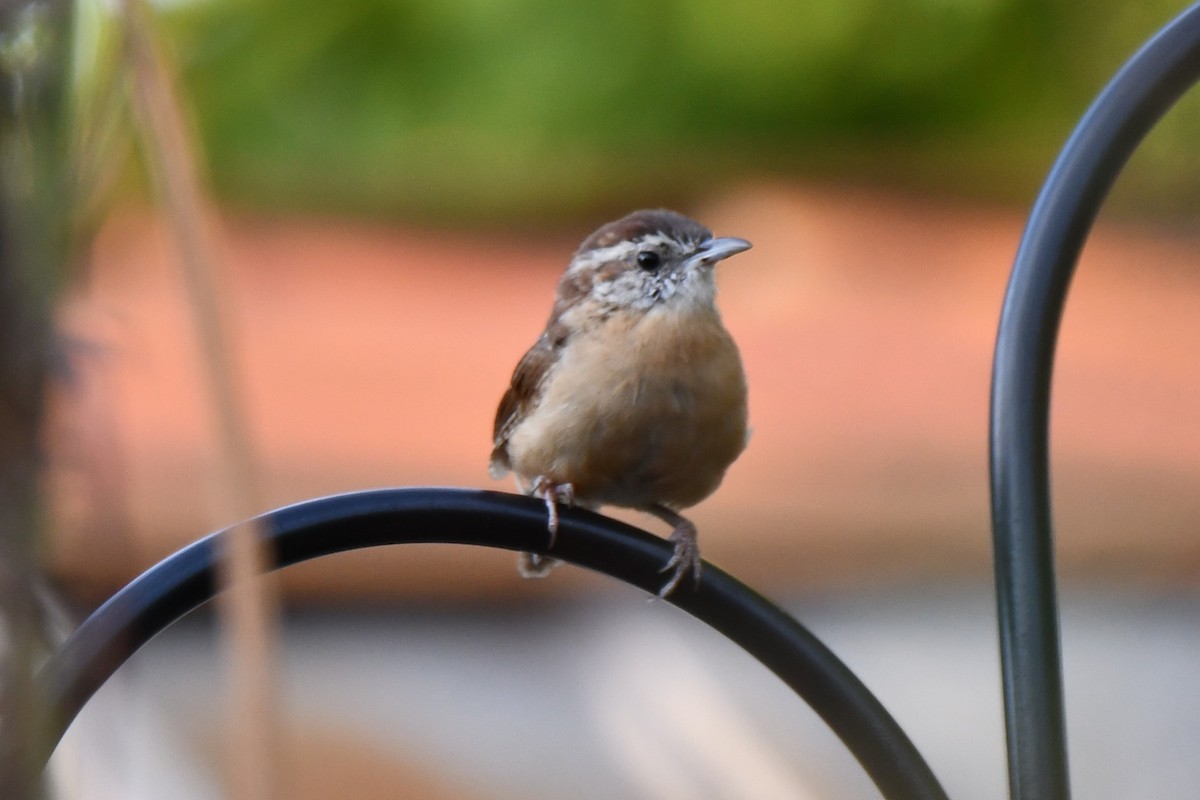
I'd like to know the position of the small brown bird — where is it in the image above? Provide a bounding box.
[490,209,751,597]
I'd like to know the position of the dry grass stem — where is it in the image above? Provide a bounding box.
[119,1,280,797]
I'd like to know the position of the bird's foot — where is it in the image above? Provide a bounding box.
[517,478,573,579]
[529,477,575,547]
[646,505,701,598]
[658,520,701,598]
[517,551,561,578]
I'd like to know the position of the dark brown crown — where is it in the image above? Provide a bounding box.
[576,209,712,255]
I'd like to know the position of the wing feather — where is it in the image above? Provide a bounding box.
[489,334,559,477]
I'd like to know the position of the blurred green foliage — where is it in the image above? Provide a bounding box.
[157,0,1199,223]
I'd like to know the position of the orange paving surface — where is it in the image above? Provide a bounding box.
[45,184,1200,601]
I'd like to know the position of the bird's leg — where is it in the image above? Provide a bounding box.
[645,504,701,598]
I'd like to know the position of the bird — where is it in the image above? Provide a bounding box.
[489,208,751,597]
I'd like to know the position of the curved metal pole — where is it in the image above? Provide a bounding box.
[39,487,950,800]
[990,5,1200,799]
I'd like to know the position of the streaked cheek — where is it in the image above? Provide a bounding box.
[595,273,649,308]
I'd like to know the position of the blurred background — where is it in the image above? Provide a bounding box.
[4,0,1200,797]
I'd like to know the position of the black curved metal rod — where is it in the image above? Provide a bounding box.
[990,5,1200,799]
[38,487,950,800]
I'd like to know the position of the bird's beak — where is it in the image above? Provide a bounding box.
[685,237,753,269]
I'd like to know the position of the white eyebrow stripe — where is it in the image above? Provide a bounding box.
[568,233,692,275]
[568,241,638,273]
[630,233,677,251]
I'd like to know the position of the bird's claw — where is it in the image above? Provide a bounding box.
[656,519,701,598]
[516,478,573,581]
[529,477,574,548]
[517,551,560,578]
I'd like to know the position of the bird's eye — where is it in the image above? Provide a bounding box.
[636,250,661,271]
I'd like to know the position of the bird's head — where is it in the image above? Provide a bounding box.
[551,209,751,323]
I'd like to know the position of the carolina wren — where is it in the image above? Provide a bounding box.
[490,209,751,597]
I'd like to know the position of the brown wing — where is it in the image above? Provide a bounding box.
[489,333,559,477]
